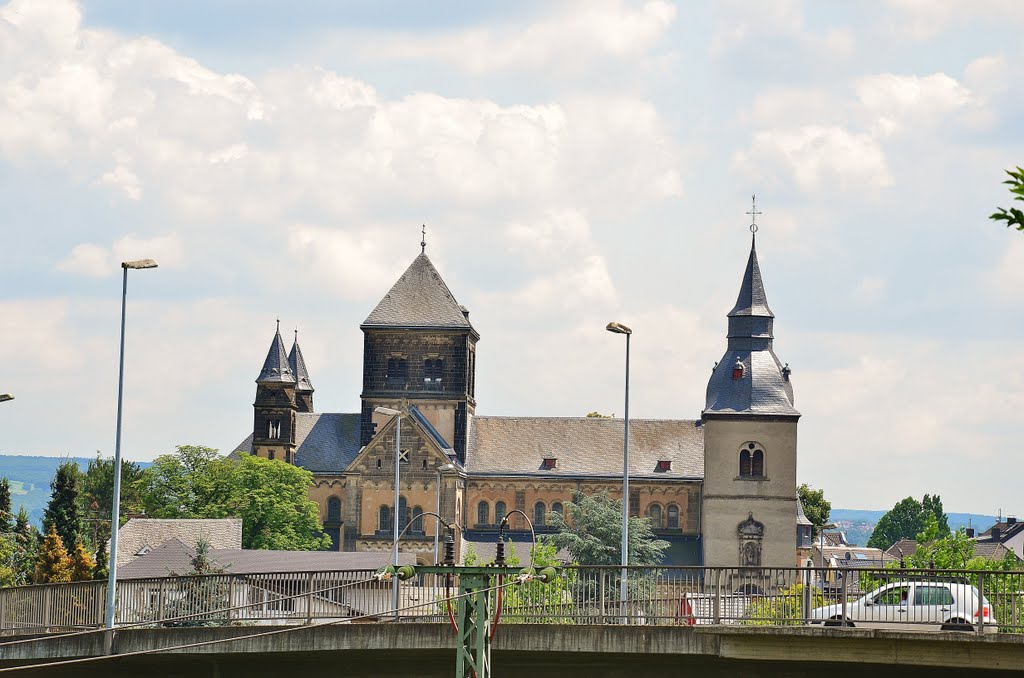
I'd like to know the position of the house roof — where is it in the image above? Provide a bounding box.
[977,520,1024,543]
[728,237,774,318]
[822,531,848,547]
[117,538,417,579]
[813,545,889,569]
[885,539,919,559]
[796,500,812,527]
[233,412,362,473]
[460,534,570,566]
[972,542,1015,561]
[257,325,296,384]
[114,518,242,567]
[362,252,475,331]
[464,416,704,479]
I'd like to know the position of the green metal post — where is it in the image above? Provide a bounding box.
[456,572,491,678]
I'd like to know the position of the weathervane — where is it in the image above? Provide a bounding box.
[745,193,761,236]
[421,224,426,254]
[745,195,761,235]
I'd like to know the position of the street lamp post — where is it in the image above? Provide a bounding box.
[105,259,158,631]
[375,406,403,620]
[606,321,632,620]
[818,522,838,591]
[434,463,455,564]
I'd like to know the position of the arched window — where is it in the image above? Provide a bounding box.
[666,504,680,529]
[378,505,390,533]
[739,450,751,476]
[534,501,546,527]
[752,450,764,477]
[647,503,663,529]
[327,497,342,523]
[551,502,564,518]
[386,357,408,388]
[477,501,490,527]
[398,496,409,529]
[412,506,424,533]
[268,449,276,461]
[495,501,507,526]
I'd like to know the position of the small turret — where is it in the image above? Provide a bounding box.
[289,330,314,413]
[253,321,299,463]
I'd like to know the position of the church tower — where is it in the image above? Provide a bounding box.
[359,241,479,463]
[701,207,800,571]
[289,331,315,413]
[252,322,299,464]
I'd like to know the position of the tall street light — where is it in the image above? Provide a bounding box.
[434,462,455,564]
[375,405,403,619]
[606,321,631,619]
[105,258,158,631]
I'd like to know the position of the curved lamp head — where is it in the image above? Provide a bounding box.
[0,394,13,403]
[606,322,632,335]
[374,406,401,416]
[122,259,158,270]
[437,462,455,472]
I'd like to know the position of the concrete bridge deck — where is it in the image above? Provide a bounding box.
[2,624,1023,677]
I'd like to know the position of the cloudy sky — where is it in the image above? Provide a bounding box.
[1,0,1022,513]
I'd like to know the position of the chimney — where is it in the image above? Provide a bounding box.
[966,527,975,538]
[1008,516,1017,525]
[992,526,1002,541]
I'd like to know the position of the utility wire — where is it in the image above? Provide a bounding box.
[0,576,525,674]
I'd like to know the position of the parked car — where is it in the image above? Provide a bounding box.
[811,580,997,632]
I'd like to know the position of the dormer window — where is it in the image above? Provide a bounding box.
[542,457,557,470]
[656,460,671,472]
[732,357,745,380]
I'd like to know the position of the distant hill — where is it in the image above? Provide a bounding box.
[830,508,998,547]
[0,454,151,527]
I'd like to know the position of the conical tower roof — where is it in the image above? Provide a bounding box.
[289,333,314,393]
[257,323,295,384]
[362,252,475,331]
[728,237,774,318]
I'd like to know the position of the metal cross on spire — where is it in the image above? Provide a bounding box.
[746,194,762,235]
[421,225,426,254]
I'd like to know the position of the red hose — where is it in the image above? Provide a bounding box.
[490,575,504,640]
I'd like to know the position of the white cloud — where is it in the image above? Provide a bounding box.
[853,276,886,304]
[354,0,677,74]
[882,0,1024,41]
[856,72,972,136]
[733,125,892,193]
[984,237,1024,303]
[287,225,405,301]
[710,0,855,61]
[56,234,184,277]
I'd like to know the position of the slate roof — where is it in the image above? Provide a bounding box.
[114,518,242,567]
[796,500,812,527]
[972,542,1015,561]
[705,237,798,418]
[233,412,362,473]
[289,336,314,393]
[117,538,416,579]
[257,326,295,384]
[362,252,475,331]
[977,520,1024,543]
[465,416,704,479]
[885,539,919,559]
[814,545,889,569]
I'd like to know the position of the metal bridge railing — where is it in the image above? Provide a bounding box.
[2,566,1023,634]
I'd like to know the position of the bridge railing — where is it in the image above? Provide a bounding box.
[2,566,1023,633]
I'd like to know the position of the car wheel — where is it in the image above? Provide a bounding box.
[940,619,973,632]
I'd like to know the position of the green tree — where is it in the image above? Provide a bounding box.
[548,490,669,566]
[990,166,1024,232]
[42,460,83,554]
[79,453,146,550]
[225,455,331,551]
[797,483,831,538]
[141,446,329,551]
[0,477,12,532]
[13,508,39,586]
[92,538,109,580]
[0,534,15,587]
[867,494,950,549]
[35,525,73,584]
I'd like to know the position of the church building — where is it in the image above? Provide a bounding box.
[233,224,803,568]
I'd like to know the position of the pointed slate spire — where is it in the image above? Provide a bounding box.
[256,321,295,384]
[728,236,774,319]
[289,330,314,393]
[362,252,474,331]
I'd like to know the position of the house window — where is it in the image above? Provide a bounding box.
[398,496,409,529]
[534,501,546,527]
[477,501,490,527]
[284,450,291,464]
[629,491,640,518]
[740,442,765,478]
[495,501,507,526]
[327,497,342,523]
[378,505,391,533]
[542,457,557,470]
[386,357,408,388]
[422,459,428,469]
[666,504,680,529]
[411,506,424,533]
[648,503,663,529]
[424,358,444,390]
[656,460,671,472]
[469,349,476,398]
[376,458,382,469]
[268,450,275,461]
[551,502,564,520]
[267,419,281,439]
